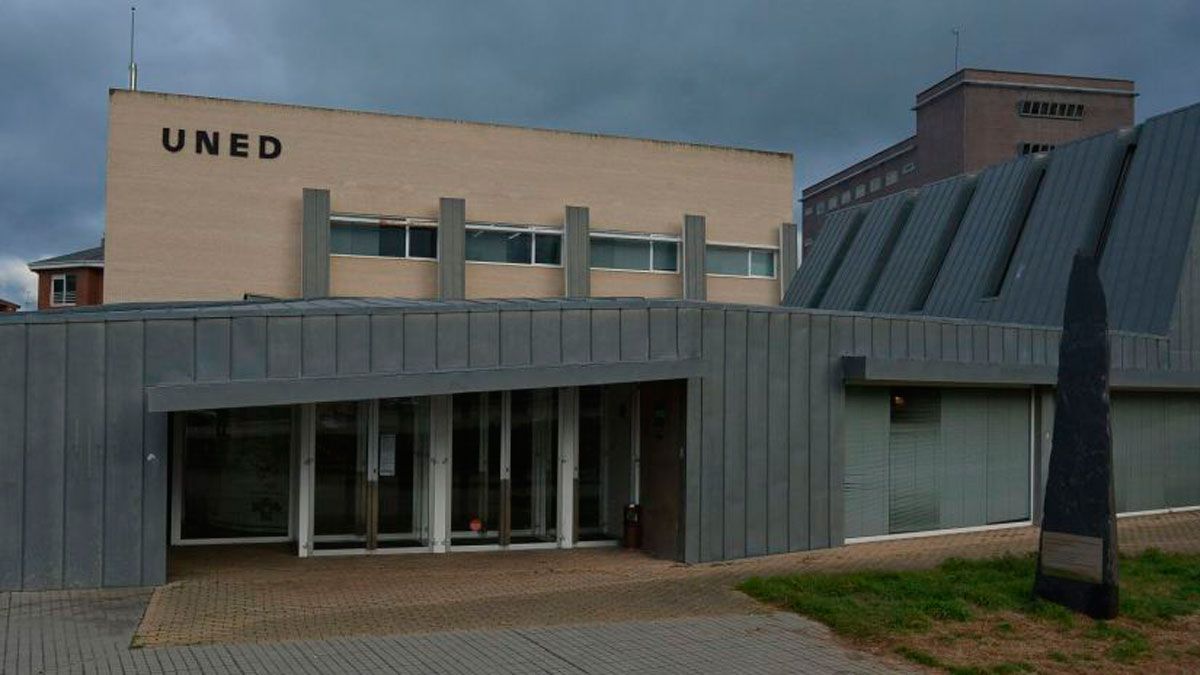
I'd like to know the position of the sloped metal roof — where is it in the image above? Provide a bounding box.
[27,244,104,269]
[818,191,913,310]
[783,206,863,307]
[785,101,1200,337]
[982,128,1135,326]
[1099,103,1200,335]
[864,175,974,314]
[921,155,1045,318]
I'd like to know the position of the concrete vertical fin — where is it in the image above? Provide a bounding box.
[684,215,707,300]
[301,188,331,299]
[439,197,466,300]
[565,206,591,297]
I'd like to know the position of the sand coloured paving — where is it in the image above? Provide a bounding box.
[135,511,1200,647]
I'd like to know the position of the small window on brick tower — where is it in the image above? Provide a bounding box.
[51,273,77,306]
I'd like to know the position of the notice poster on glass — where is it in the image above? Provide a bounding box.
[379,433,396,477]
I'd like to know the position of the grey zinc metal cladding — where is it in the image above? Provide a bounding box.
[865,175,976,314]
[1102,104,1200,335]
[819,191,913,310]
[983,127,1134,326]
[785,206,864,307]
[5,288,1162,589]
[787,102,1200,341]
[921,155,1047,318]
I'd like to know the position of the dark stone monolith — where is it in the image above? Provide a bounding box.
[1034,252,1119,619]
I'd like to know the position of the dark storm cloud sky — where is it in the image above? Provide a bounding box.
[2,0,1199,305]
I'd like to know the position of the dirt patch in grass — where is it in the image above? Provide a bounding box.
[869,611,1200,673]
[739,549,1200,674]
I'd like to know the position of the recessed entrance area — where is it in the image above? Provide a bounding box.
[167,382,663,558]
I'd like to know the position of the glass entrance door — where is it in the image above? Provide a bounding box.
[377,398,431,548]
[313,398,431,551]
[510,389,558,544]
[451,392,503,545]
[314,402,368,548]
[451,389,560,548]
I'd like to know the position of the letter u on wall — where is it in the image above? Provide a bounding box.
[162,128,185,153]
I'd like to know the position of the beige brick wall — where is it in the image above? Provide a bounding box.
[105,90,793,304]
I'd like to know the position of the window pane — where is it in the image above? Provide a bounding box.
[467,229,532,263]
[652,241,678,271]
[750,249,775,277]
[331,226,355,254]
[408,227,437,259]
[181,406,292,539]
[379,227,406,258]
[534,233,562,265]
[65,275,77,293]
[707,246,748,276]
[591,238,651,270]
[352,226,380,255]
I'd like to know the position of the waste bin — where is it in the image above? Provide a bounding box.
[622,503,642,549]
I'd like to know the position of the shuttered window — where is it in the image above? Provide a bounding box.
[1111,393,1200,513]
[844,387,1031,539]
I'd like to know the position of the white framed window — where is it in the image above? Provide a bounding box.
[827,196,839,211]
[815,202,826,215]
[706,244,777,279]
[885,170,899,186]
[51,273,77,306]
[901,162,916,175]
[466,222,562,266]
[330,215,438,260]
[869,177,882,193]
[590,232,679,272]
[854,184,867,199]
[803,206,814,216]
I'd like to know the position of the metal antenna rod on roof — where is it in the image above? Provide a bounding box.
[952,27,960,72]
[128,6,138,90]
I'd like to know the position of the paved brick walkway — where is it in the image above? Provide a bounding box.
[137,511,1200,647]
[3,511,1197,674]
[1,594,898,674]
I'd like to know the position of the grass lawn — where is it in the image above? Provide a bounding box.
[738,549,1200,674]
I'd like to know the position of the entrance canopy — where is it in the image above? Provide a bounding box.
[31,296,707,412]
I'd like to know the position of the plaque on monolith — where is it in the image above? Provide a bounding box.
[1034,252,1119,619]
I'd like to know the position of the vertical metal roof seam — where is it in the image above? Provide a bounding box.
[819,192,914,310]
[1092,142,1138,260]
[991,130,1125,326]
[1153,111,1200,335]
[909,175,980,312]
[785,206,864,307]
[1154,111,1200,332]
[979,157,1049,308]
[1111,114,1174,331]
[864,176,970,313]
[1102,121,1183,333]
[806,208,867,308]
[854,196,916,311]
